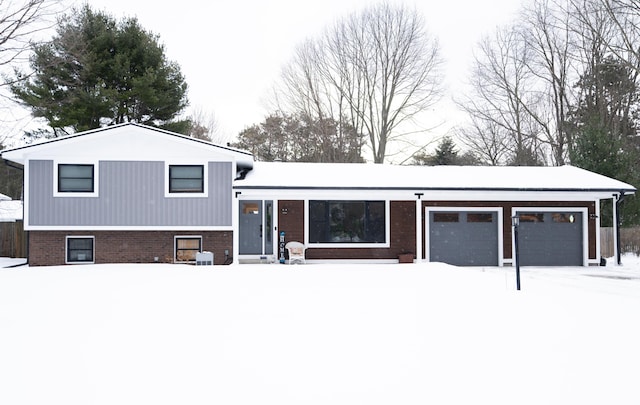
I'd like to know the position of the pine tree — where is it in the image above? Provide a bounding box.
[10,5,189,137]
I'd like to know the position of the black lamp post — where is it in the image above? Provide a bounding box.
[512,215,521,291]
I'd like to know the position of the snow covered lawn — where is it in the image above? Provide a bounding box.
[1,258,639,405]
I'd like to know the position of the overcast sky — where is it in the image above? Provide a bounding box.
[78,0,522,142]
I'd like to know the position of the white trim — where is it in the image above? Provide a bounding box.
[25,225,233,231]
[65,235,95,264]
[174,235,202,263]
[53,159,100,198]
[595,198,602,262]
[304,199,391,249]
[234,188,621,202]
[612,195,620,264]
[164,162,209,198]
[24,161,30,228]
[415,198,423,262]
[511,206,589,266]
[425,207,504,266]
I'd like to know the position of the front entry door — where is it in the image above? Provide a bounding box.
[239,200,273,255]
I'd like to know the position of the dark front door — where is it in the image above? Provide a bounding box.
[239,200,274,255]
[239,201,262,255]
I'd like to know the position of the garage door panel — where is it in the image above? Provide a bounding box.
[429,211,499,266]
[518,211,583,266]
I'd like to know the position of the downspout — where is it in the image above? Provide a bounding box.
[415,193,423,262]
[615,191,626,265]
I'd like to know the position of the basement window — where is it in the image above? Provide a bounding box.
[175,236,202,262]
[66,236,95,264]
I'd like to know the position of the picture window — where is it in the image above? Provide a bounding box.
[309,201,386,244]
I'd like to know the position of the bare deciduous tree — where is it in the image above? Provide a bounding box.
[274,2,443,163]
[456,25,546,165]
[186,106,226,144]
[0,0,61,83]
[520,0,576,165]
[0,0,63,143]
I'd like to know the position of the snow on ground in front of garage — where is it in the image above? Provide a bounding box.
[0,257,639,405]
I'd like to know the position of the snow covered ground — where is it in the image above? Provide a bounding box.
[0,257,639,405]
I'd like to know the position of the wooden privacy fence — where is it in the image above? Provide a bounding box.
[600,226,640,258]
[0,220,26,258]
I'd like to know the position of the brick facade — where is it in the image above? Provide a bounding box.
[28,230,233,266]
[278,200,416,261]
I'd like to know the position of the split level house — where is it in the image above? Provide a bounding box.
[0,123,636,267]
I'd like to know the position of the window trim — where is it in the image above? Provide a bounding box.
[54,161,99,197]
[65,236,95,264]
[174,235,203,263]
[165,162,208,197]
[305,200,390,248]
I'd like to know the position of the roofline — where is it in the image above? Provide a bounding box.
[233,185,636,194]
[0,122,253,157]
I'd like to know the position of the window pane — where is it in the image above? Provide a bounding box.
[67,238,94,262]
[177,238,201,249]
[60,178,93,191]
[59,164,94,192]
[309,201,385,244]
[242,203,260,215]
[176,237,201,262]
[169,165,204,193]
[60,164,93,178]
[520,213,544,223]
[433,213,459,222]
[366,201,385,242]
[171,166,203,178]
[552,213,576,223]
[330,202,365,242]
[468,213,493,223]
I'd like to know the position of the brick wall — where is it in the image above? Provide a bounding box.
[277,200,416,260]
[28,230,233,266]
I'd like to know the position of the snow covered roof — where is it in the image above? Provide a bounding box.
[234,162,636,194]
[0,123,254,170]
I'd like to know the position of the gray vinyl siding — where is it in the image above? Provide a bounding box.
[29,160,233,227]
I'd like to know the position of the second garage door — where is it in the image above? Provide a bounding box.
[429,210,499,266]
[516,211,584,266]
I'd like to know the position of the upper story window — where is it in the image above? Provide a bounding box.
[58,164,95,193]
[169,165,204,193]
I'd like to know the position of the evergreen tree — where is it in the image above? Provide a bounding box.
[568,56,640,225]
[10,5,189,137]
[0,144,23,199]
[412,136,480,166]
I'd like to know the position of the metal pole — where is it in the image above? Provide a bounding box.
[512,215,521,291]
